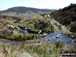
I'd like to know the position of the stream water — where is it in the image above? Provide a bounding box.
[38,32,73,45]
[0,27,74,46]
[17,24,74,45]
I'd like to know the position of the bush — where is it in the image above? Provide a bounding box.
[34,20,49,30]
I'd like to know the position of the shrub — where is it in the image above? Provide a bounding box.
[34,20,49,30]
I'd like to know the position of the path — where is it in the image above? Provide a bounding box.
[46,17,72,34]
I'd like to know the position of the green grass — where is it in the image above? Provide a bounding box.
[31,29,39,33]
[0,43,51,57]
[45,25,54,33]
[0,41,75,57]
[25,34,37,40]
[54,23,58,26]
[0,34,37,41]
[53,22,62,30]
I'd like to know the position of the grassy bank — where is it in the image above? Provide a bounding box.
[0,41,75,57]
[0,34,37,41]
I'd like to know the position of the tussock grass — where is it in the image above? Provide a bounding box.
[0,40,75,57]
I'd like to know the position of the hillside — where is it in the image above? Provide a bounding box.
[0,7,52,19]
[0,12,75,57]
[0,7,52,13]
[51,3,76,33]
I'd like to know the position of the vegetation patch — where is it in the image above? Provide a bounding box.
[0,23,3,28]
[45,25,54,33]
[58,25,62,30]
[0,34,37,41]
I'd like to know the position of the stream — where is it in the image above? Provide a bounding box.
[0,27,74,46]
[38,32,73,45]
[46,32,73,44]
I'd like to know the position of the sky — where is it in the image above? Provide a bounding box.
[0,0,76,10]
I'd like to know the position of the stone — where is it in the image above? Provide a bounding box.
[16,52,32,57]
